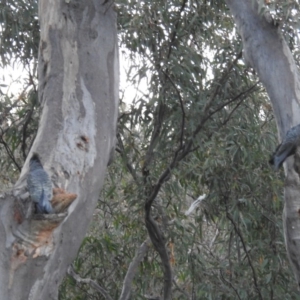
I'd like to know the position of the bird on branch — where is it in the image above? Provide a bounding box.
[27,153,53,214]
[269,124,300,170]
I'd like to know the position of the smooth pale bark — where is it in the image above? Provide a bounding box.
[226,0,300,287]
[0,1,118,299]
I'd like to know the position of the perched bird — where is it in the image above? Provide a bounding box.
[269,124,300,170]
[27,154,53,214]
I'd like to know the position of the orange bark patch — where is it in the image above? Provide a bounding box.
[13,206,24,224]
[53,187,66,195]
[51,188,77,213]
[169,242,175,267]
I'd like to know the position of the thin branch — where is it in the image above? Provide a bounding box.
[143,81,259,300]
[21,107,35,160]
[167,0,188,60]
[143,101,166,173]
[145,82,259,210]
[67,265,113,300]
[116,133,138,182]
[143,0,187,173]
[0,101,22,125]
[219,269,242,300]
[228,230,233,282]
[225,210,263,300]
[145,213,173,300]
[183,82,260,156]
[119,238,151,300]
[143,51,254,300]
[0,128,21,172]
[220,97,246,127]
[193,81,259,140]
[201,51,243,118]
[25,58,37,93]
[161,70,186,149]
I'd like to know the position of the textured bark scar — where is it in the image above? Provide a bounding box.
[9,245,27,288]
[9,219,59,288]
[80,135,89,143]
[18,188,77,252]
[9,188,77,287]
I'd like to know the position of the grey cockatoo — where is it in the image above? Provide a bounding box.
[27,154,53,214]
[269,124,300,170]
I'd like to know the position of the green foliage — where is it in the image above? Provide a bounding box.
[0,72,39,189]
[0,0,39,66]
[2,0,300,299]
[61,1,299,299]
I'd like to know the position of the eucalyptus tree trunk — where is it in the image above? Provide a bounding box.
[0,0,118,299]
[226,0,300,288]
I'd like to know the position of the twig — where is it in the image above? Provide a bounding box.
[67,265,113,300]
[119,238,151,300]
[173,279,191,299]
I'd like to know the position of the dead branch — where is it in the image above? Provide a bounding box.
[67,265,113,300]
[119,238,151,300]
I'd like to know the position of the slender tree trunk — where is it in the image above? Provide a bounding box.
[0,0,119,299]
[226,0,300,288]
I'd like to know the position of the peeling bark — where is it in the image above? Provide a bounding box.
[0,0,118,299]
[226,0,300,288]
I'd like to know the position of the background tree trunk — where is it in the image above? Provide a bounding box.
[0,0,118,299]
[226,0,300,287]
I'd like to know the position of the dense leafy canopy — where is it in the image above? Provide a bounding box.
[1,0,300,299]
